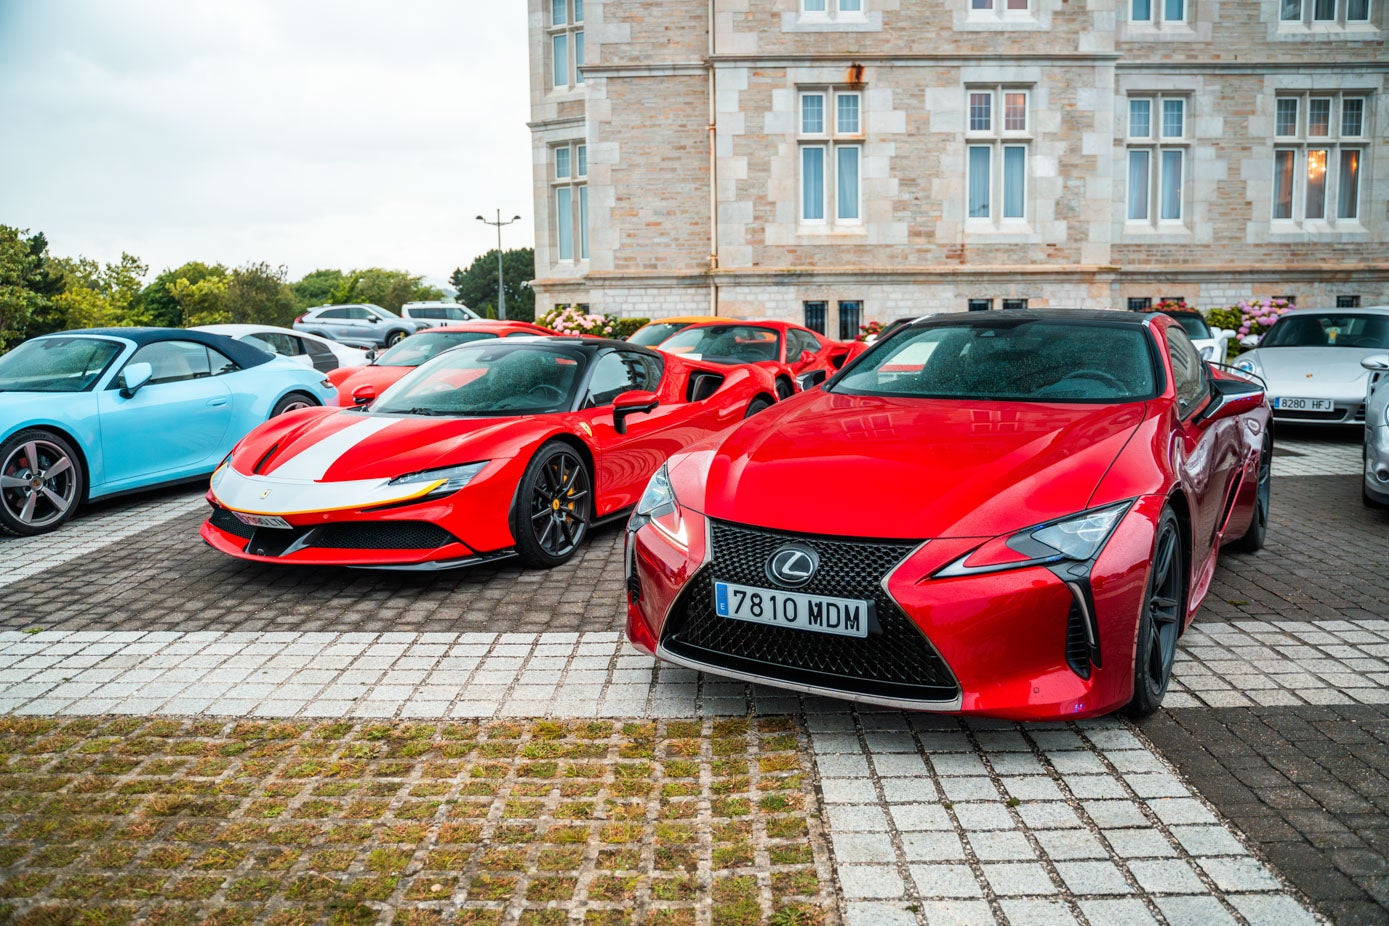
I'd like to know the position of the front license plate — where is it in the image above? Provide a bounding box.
[713,580,870,639]
[1273,396,1334,412]
[232,512,292,530]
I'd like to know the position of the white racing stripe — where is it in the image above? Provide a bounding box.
[265,415,399,480]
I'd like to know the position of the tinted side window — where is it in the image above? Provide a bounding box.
[249,332,300,356]
[1166,327,1208,416]
[345,307,371,320]
[790,329,821,358]
[128,341,213,385]
[628,351,663,391]
[318,308,349,320]
[302,339,334,361]
[586,352,641,407]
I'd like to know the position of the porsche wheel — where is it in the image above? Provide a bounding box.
[1126,507,1185,718]
[270,392,318,417]
[513,443,591,568]
[1230,432,1272,552]
[0,429,85,537]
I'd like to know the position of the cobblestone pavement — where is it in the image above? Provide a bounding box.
[1,429,1385,924]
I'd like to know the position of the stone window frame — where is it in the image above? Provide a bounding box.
[1279,0,1373,29]
[837,301,864,340]
[965,85,1032,228]
[1128,297,1154,311]
[1002,298,1029,311]
[551,141,589,262]
[803,301,828,334]
[548,0,584,91]
[969,0,1032,19]
[1270,92,1368,228]
[1125,94,1190,227]
[798,87,866,227]
[801,0,867,19]
[1129,0,1188,26]
[967,299,994,312]
[1337,294,1362,308]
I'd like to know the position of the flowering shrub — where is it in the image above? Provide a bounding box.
[1152,298,1190,313]
[857,320,884,342]
[1210,297,1294,356]
[538,305,618,337]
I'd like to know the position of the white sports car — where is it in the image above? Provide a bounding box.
[1234,307,1389,427]
[193,324,369,373]
[1363,352,1389,508]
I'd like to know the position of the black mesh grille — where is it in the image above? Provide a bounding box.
[208,508,255,540]
[661,520,959,702]
[1273,408,1351,422]
[313,522,454,550]
[1065,601,1092,679]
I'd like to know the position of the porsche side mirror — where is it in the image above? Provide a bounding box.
[1361,354,1389,373]
[1239,334,1260,349]
[352,384,377,407]
[118,362,153,399]
[797,370,827,391]
[612,390,659,435]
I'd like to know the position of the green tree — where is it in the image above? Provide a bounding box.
[171,274,231,327]
[49,252,149,331]
[228,262,297,327]
[143,261,227,327]
[292,268,442,314]
[0,225,45,349]
[449,248,535,321]
[291,269,348,310]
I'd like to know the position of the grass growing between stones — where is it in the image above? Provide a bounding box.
[0,716,835,926]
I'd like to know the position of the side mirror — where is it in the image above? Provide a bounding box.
[1239,334,1260,349]
[365,349,377,363]
[367,316,379,324]
[118,362,153,399]
[612,390,659,435]
[1196,378,1265,429]
[352,384,377,407]
[1361,354,1389,373]
[798,350,816,365]
[797,370,827,391]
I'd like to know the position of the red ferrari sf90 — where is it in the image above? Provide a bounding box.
[626,310,1272,719]
[657,320,864,399]
[201,338,779,569]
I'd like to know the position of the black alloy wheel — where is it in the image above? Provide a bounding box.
[0,429,85,537]
[1126,507,1185,717]
[1231,432,1272,551]
[512,443,591,568]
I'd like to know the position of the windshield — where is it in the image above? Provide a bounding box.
[375,331,496,367]
[1167,314,1212,340]
[1260,313,1389,349]
[628,322,692,347]
[659,324,781,364]
[0,337,124,393]
[373,343,586,417]
[832,320,1158,403]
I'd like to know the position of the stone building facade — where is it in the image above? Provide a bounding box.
[529,0,1388,336]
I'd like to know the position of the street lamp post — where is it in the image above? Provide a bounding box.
[476,210,523,320]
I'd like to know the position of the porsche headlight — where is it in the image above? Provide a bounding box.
[937,501,1132,578]
[388,462,488,499]
[1234,357,1259,375]
[631,465,687,547]
[1199,345,1216,361]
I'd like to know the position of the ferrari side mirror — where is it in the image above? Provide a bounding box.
[352,384,377,407]
[612,390,660,435]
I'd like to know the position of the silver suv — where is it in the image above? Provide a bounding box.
[293,304,429,349]
[399,302,480,328]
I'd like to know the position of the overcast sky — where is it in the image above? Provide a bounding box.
[0,1,532,286]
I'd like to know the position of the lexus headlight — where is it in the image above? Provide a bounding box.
[937,501,1132,578]
[388,462,488,499]
[631,464,687,547]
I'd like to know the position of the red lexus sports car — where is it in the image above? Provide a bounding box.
[325,320,556,406]
[201,337,779,570]
[626,310,1272,720]
[657,320,864,399]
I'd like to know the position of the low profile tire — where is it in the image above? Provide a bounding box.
[384,329,408,348]
[1126,507,1186,718]
[744,396,775,418]
[1366,485,1389,510]
[1230,432,1272,552]
[511,442,591,569]
[0,429,85,537]
[270,392,318,417]
[775,378,794,400]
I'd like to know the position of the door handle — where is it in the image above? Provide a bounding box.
[207,398,229,407]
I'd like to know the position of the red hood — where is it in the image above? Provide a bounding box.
[685,391,1148,539]
[327,365,413,406]
[228,408,548,482]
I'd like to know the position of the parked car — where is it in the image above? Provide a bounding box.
[1234,306,1389,426]
[326,320,557,406]
[1362,353,1389,508]
[192,324,369,372]
[626,309,1271,720]
[293,304,429,349]
[1157,309,1232,364]
[655,320,864,398]
[626,316,727,347]
[200,337,780,570]
[399,301,481,328]
[0,328,336,536]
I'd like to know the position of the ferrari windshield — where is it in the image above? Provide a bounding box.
[373,342,586,416]
[374,331,496,367]
[1260,313,1389,349]
[628,322,693,347]
[831,319,1158,403]
[1166,313,1213,339]
[659,324,781,364]
[0,336,124,393]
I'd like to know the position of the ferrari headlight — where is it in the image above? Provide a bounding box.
[388,462,488,498]
[632,465,687,547]
[937,501,1132,578]
[210,453,233,490]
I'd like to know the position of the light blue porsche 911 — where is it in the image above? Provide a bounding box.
[0,328,337,536]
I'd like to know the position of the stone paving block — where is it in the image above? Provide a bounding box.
[1078,898,1160,925]
[998,898,1081,926]
[982,860,1055,895]
[1153,895,1241,926]
[1054,860,1132,895]
[908,863,982,898]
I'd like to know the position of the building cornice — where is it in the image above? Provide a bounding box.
[1117,60,1389,73]
[583,55,1389,75]
[526,116,586,131]
[706,52,1121,67]
[579,63,707,78]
